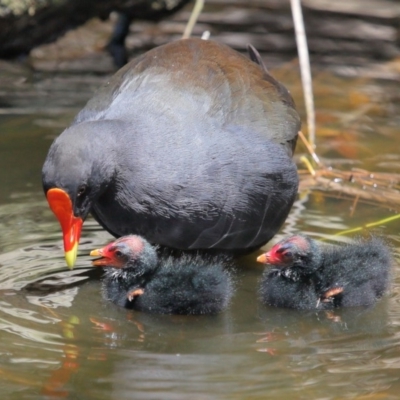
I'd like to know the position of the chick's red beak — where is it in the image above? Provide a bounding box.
[257,247,280,264]
[90,245,125,268]
[46,188,83,269]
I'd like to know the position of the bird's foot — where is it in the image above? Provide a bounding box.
[322,287,343,302]
[127,288,144,302]
[317,287,344,308]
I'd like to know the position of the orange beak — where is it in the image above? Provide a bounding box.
[256,253,270,264]
[46,188,83,269]
[89,248,108,266]
[89,246,125,268]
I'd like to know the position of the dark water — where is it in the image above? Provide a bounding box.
[0,60,399,399]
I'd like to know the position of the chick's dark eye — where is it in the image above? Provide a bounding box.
[114,250,123,258]
[283,251,292,258]
[77,185,87,197]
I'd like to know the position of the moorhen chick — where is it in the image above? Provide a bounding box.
[42,38,300,268]
[90,235,234,315]
[257,235,392,310]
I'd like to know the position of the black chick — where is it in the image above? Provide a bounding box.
[90,235,234,315]
[257,235,392,310]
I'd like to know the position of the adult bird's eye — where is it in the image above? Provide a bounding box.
[77,185,87,197]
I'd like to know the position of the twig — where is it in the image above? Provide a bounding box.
[290,0,316,148]
[349,194,360,217]
[333,214,400,236]
[298,130,321,165]
[182,0,205,39]
[300,155,316,176]
[299,171,400,211]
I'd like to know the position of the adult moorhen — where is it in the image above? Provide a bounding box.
[42,38,300,268]
[257,235,392,310]
[90,235,234,314]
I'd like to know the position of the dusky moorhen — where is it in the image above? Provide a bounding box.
[90,235,234,314]
[257,235,392,310]
[42,38,300,268]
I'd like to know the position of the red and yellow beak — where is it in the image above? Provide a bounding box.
[46,188,83,269]
[257,246,282,264]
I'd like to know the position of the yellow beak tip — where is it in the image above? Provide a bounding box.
[89,249,101,257]
[256,254,268,264]
[65,244,78,269]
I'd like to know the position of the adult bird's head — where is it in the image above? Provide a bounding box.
[42,121,117,268]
